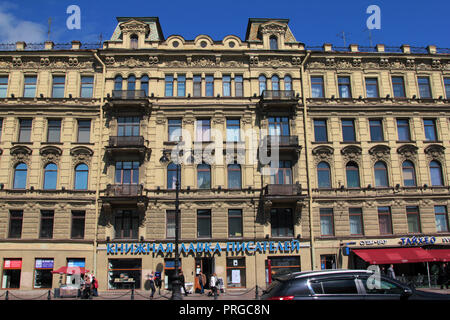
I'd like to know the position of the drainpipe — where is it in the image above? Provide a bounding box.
[300,52,315,270]
[93,51,106,277]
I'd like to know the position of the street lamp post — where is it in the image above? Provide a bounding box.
[160,154,182,300]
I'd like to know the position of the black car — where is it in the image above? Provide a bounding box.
[261,269,450,300]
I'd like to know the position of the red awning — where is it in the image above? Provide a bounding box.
[352,247,436,264]
[51,266,89,274]
[425,249,450,262]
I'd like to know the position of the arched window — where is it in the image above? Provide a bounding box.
[227,164,242,189]
[127,75,136,91]
[74,164,89,190]
[284,75,292,91]
[130,34,138,49]
[197,163,211,189]
[317,162,331,188]
[271,75,280,91]
[259,75,267,95]
[114,75,123,91]
[13,163,27,189]
[346,162,360,188]
[167,162,181,189]
[402,161,416,187]
[430,160,444,186]
[43,163,58,190]
[374,161,388,187]
[269,36,278,50]
[140,75,149,96]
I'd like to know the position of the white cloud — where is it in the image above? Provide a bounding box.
[0,3,47,43]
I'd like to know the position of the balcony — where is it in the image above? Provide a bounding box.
[105,136,150,161]
[100,184,148,214]
[265,184,302,197]
[104,90,151,115]
[259,90,299,113]
[262,184,304,215]
[259,135,301,158]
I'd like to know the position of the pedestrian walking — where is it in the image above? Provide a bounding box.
[438,262,449,290]
[148,271,156,298]
[154,271,162,295]
[210,273,218,299]
[179,270,188,296]
[199,271,206,294]
[387,264,396,279]
[92,276,98,297]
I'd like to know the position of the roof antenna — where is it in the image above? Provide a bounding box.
[48,18,52,41]
[336,31,349,47]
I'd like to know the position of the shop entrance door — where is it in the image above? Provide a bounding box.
[195,257,214,289]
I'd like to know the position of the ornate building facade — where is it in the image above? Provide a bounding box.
[0,17,449,291]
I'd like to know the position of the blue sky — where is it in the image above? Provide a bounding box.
[0,0,449,48]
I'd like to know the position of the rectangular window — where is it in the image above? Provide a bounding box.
[80,76,94,98]
[235,75,243,97]
[115,161,139,184]
[270,208,293,237]
[197,209,211,238]
[270,160,292,185]
[2,259,22,289]
[108,259,141,290]
[0,75,8,98]
[369,119,384,141]
[23,75,37,98]
[311,76,324,98]
[166,210,180,239]
[77,119,91,143]
[196,119,211,142]
[117,117,140,136]
[378,206,392,235]
[205,75,214,97]
[418,77,432,98]
[392,76,405,98]
[177,75,186,97]
[165,75,174,97]
[228,209,243,238]
[444,78,450,99]
[18,119,32,142]
[397,119,411,141]
[365,78,379,98]
[406,206,421,233]
[320,255,337,270]
[423,119,437,141]
[52,75,65,98]
[39,210,54,239]
[8,210,23,239]
[226,257,246,288]
[34,258,54,289]
[435,205,449,233]
[314,119,328,142]
[71,211,85,239]
[226,119,240,142]
[223,75,231,97]
[268,117,290,136]
[338,76,352,98]
[342,119,356,142]
[320,208,334,236]
[193,75,202,97]
[114,210,139,239]
[168,119,182,142]
[47,119,61,143]
[349,208,363,235]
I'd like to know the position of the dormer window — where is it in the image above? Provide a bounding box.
[130,34,138,49]
[269,36,278,50]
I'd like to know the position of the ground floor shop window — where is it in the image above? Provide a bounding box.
[320,254,337,270]
[108,259,141,290]
[164,258,182,290]
[34,259,54,288]
[2,259,22,289]
[226,257,246,288]
[265,256,300,283]
[66,258,86,285]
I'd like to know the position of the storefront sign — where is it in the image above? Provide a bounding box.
[35,259,54,269]
[3,259,22,269]
[359,240,387,246]
[442,237,450,243]
[106,240,302,255]
[400,236,436,246]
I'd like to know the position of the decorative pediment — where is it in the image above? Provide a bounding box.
[312,145,334,164]
[70,146,94,157]
[369,145,390,162]
[119,19,150,35]
[260,21,288,35]
[39,146,62,157]
[397,144,418,161]
[341,145,362,164]
[11,145,32,156]
[424,144,446,161]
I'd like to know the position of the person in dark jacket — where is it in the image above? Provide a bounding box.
[148,272,156,298]
[438,263,449,290]
[154,271,162,295]
[179,270,188,296]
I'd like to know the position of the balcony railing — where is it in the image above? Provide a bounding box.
[105,184,143,197]
[265,184,302,196]
[262,90,296,100]
[265,135,299,147]
[111,90,147,100]
[108,136,145,147]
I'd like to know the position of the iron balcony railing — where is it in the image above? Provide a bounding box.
[111,90,147,100]
[262,90,296,100]
[108,136,145,147]
[265,135,299,147]
[105,184,143,197]
[265,184,302,196]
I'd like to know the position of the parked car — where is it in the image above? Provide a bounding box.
[261,269,450,300]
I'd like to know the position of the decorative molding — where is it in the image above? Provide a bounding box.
[312,145,334,164]
[397,144,418,162]
[424,144,446,162]
[341,145,362,164]
[369,144,391,163]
